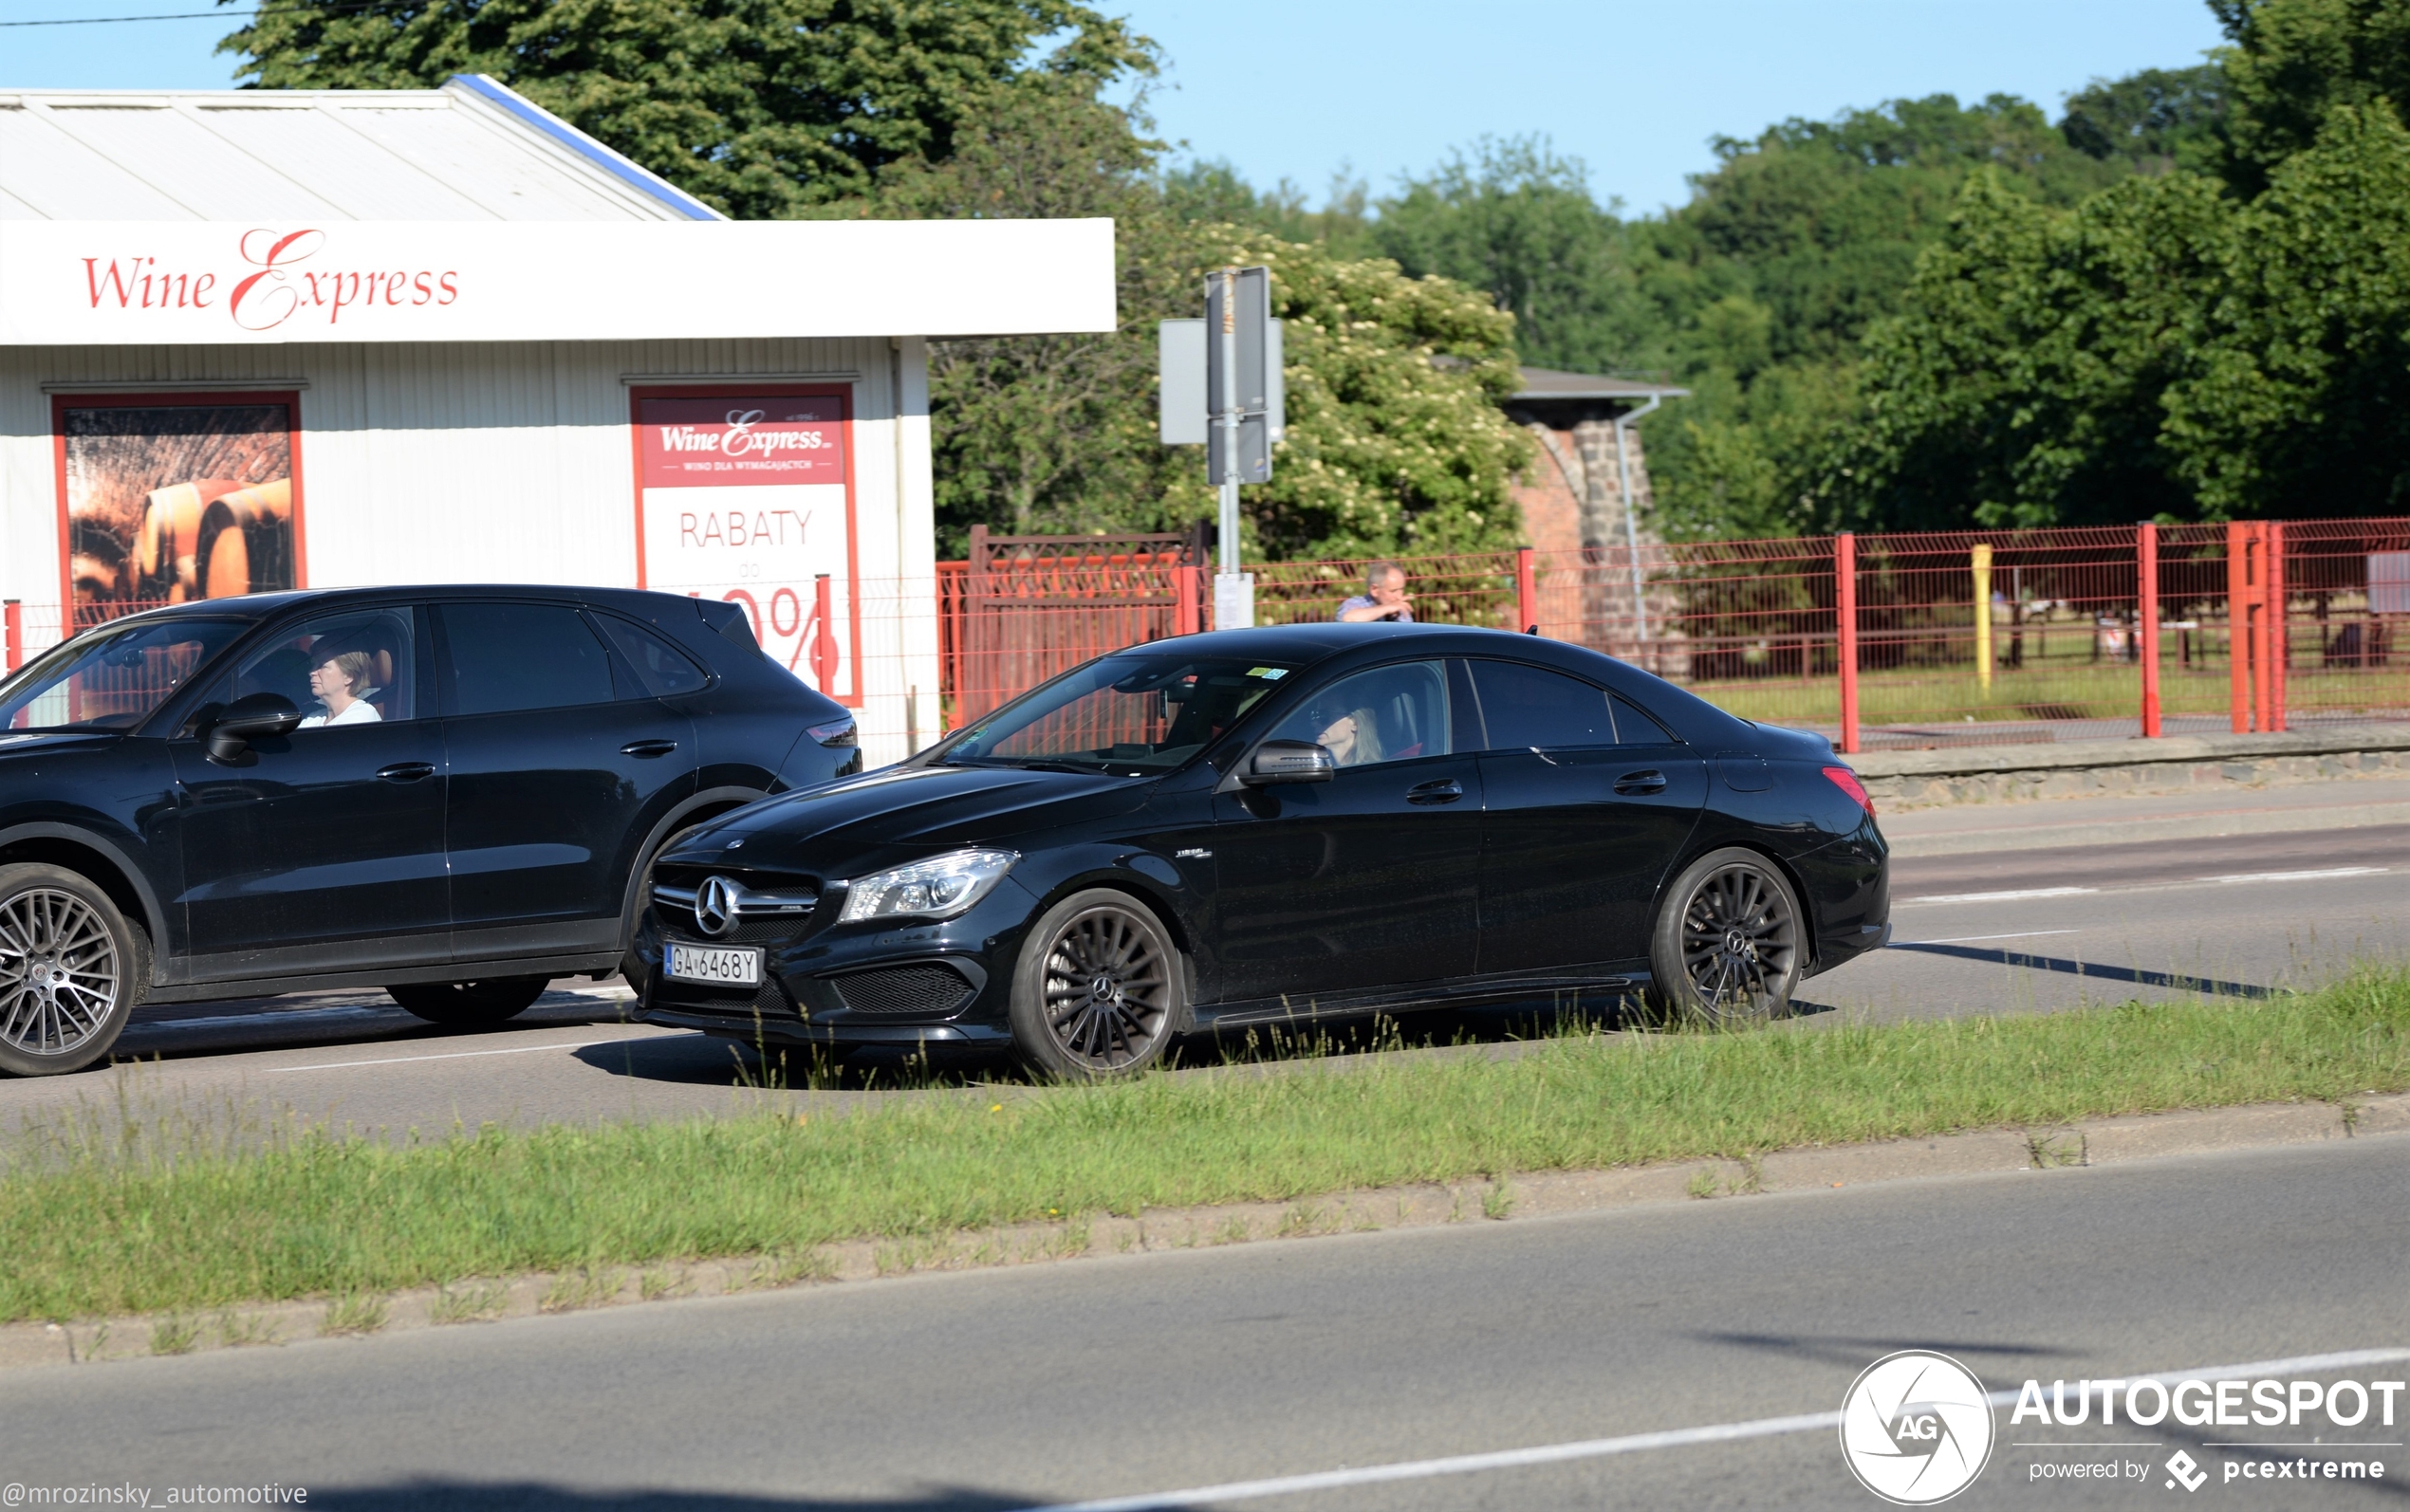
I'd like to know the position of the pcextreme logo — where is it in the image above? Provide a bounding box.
[78,228,460,331]
[1840,1351,1995,1505]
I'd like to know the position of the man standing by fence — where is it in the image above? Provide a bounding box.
[1337,562,1415,623]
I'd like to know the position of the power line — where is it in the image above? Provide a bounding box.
[1,1,391,26]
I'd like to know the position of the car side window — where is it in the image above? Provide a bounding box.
[1267,660,1452,768]
[439,602,616,716]
[219,608,417,728]
[1468,660,1614,749]
[591,613,710,697]
[1614,695,1678,744]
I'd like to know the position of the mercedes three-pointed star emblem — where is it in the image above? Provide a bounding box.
[695,876,739,937]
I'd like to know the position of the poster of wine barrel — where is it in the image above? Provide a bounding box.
[56,396,300,630]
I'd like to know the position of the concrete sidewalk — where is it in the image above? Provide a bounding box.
[1877,773,2410,857]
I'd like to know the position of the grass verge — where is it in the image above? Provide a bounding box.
[6,968,2409,1323]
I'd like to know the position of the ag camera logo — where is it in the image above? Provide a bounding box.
[1841,1351,1995,1504]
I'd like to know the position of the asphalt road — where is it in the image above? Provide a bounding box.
[2,1134,2402,1508]
[0,819,2404,1142]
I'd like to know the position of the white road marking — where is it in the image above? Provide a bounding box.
[1896,930,2082,946]
[1023,1348,2410,1512]
[1901,887,2097,905]
[2207,867,2388,884]
[263,1034,685,1074]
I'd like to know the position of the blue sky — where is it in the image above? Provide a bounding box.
[2,0,2229,215]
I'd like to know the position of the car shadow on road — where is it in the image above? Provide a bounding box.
[1884,943,2275,1000]
[312,1484,1039,1511]
[1692,1330,2084,1372]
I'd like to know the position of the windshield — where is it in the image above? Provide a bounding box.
[0,618,248,733]
[936,654,1301,775]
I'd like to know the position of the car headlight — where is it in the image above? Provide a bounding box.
[838,850,1017,924]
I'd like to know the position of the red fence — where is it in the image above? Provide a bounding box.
[19,517,2410,753]
[936,519,2410,750]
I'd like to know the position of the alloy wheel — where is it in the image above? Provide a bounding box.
[0,888,122,1060]
[1039,904,1173,1072]
[1677,862,1798,1019]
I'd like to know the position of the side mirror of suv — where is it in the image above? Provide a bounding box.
[206,691,303,763]
[1241,740,1337,786]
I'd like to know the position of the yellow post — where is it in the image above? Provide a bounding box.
[1972,544,1994,694]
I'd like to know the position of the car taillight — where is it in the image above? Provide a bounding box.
[806,717,858,747]
[1822,765,1875,816]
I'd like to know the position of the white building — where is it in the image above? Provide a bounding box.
[0,76,1113,763]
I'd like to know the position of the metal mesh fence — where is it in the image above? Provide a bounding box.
[17,515,2410,755]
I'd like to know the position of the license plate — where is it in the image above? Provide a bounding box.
[667,943,762,986]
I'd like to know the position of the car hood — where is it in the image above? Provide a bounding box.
[673,763,1153,873]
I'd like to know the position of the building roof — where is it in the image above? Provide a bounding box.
[1511,366,1690,402]
[0,75,720,223]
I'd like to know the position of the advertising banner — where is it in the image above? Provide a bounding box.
[0,219,1116,345]
[632,386,860,707]
[51,392,304,633]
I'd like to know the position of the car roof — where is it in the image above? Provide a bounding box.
[100,583,706,627]
[1116,621,1756,745]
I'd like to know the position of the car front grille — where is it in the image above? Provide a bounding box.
[827,963,975,1018]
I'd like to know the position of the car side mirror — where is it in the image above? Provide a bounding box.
[1241,739,1336,785]
[206,691,303,762]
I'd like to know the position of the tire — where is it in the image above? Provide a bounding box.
[1645,848,1805,1025]
[0,862,148,1078]
[386,976,550,1026]
[619,815,724,988]
[1008,889,1185,1079]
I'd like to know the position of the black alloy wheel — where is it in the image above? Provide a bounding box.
[1647,848,1803,1023]
[386,976,551,1026]
[1009,889,1183,1079]
[0,863,148,1078]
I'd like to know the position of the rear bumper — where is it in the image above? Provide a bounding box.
[1791,821,1889,979]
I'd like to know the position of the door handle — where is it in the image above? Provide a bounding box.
[621,739,678,759]
[1406,778,1464,805]
[376,762,436,784]
[1614,769,1668,795]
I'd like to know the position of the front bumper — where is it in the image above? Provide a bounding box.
[633,874,1038,1045]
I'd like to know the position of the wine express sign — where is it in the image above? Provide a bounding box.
[0,219,1117,344]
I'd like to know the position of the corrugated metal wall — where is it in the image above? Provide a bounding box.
[0,336,941,764]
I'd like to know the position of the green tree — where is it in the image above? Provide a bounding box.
[2165,101,2410,514]
[2060,64,2230,173]
[1191,232,1534,560]
[217,0,1153,219]
[840,91,1531,560]
[1369,138,1655,375]
[2213,0,2410,192]
[1821,167,2227,529]
[1829,99,2410,527]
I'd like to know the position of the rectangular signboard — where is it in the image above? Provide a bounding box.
[0,219,1116,345]
[630,385,862,708]
[50,390,306,635]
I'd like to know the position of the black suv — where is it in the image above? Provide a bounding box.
[0,585,862,1076]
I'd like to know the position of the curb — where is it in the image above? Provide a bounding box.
[3,1091,2402,1373]
[1845,725,2410,780]
[1882,797,2410,857]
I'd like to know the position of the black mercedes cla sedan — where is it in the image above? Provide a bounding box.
[635,623,1889,1078]
[0,585,861,1077]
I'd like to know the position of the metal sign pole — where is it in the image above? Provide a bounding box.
[1219,268,1239,578]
